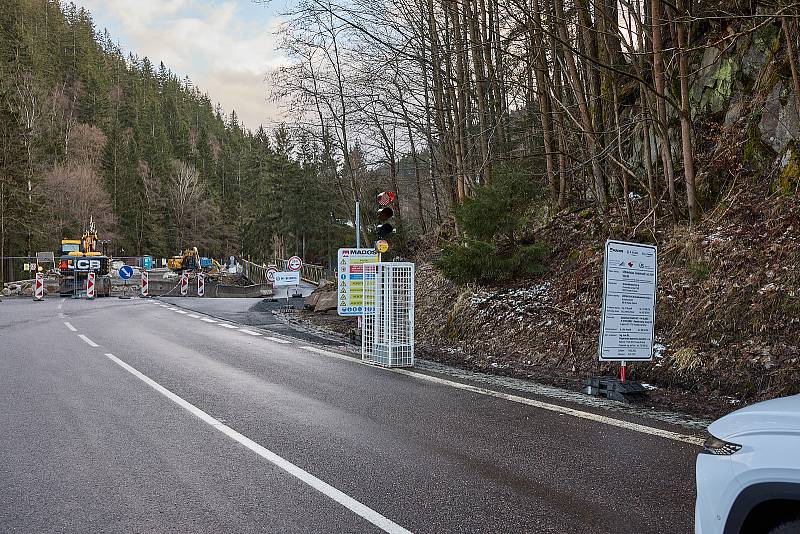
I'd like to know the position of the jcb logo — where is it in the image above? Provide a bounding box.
[76,259,101,271]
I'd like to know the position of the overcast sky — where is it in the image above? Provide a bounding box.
[73,0,290,131]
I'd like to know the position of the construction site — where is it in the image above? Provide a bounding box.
[1,219,326,300]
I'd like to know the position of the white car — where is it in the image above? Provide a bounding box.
[696,394,800,533]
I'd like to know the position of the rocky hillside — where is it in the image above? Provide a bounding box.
[412,17,800,417]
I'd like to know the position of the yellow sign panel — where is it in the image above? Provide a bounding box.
[337,248,379,316]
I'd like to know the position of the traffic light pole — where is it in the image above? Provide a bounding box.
[355,201,361,248]
[355,200,362,336]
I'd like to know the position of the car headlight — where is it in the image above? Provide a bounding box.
[700,433,742,455]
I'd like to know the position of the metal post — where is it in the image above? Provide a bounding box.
[355,201,361,248]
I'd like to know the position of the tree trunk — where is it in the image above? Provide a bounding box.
[529,0,558,206]
[676,0,699,222]
[466,0,492,185]
[553,0,608,210]
[651,0,678,216]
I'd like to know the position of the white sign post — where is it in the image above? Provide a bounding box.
[599,240,657,382]
[337,248,379,316]
[274,271,300,307]
[273,271,300,286]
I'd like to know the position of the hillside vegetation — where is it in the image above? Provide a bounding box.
[0,0,349,273]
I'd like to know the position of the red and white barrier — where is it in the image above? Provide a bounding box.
[141,271,149,297]
[86,272,96,299]
[197,274,205,297]
[33,272,44,301]
[180,271,188,296]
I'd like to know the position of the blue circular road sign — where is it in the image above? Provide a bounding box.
[119,265,134,280]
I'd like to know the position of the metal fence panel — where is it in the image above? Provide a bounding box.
[362,262,415,367]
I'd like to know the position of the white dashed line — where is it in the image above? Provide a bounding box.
[174,310,188,314]
[238,329,263,336]
[298,346,703,446]
[63,321,77,332]
[187,314,200,319]
[104,352,410,534]
[78,335,99,348]
[266,336,292,344]
[218,323,238,329]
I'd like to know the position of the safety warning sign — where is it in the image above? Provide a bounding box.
[599,240,658,361]
[337,248,379,316]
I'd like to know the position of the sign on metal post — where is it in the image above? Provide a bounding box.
[266,266,278,283]
[287,256,302,272]
[337,248,379,316]
[33,272,44,301]
[197,274,205,297]
[599,240,657,362]
[86,272,96,299]
[141,271,149,297]
[118,265,134,280]
[180,271,188,296]
[273,271,300,286]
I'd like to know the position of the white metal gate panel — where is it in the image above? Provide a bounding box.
[361,262,415,367]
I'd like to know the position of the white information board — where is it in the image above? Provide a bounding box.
[273,271,300,287]
[599,240,657,361]
[337,248,379,316]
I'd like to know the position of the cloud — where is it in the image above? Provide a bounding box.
[73,0,289,129]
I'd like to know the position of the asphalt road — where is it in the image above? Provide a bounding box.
[0,296,701,533]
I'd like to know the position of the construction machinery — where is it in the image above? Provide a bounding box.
[167,247,222,272]
[58,217,112,297]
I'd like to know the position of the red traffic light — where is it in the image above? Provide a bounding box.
[377,191,396,207]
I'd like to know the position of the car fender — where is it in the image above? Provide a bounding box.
[723,482,800,534]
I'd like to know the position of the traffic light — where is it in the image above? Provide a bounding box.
[376,191,396,239]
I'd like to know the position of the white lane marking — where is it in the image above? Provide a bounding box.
[175,310,188,314]
[201,318,217,323]
[218,323,239,329]
[104,353,411,534]
[78,335,99,348]
[63,321,77,332]
[266,336,292,344]
[187,314,200,319]
[299,346,703,446]
[238,329,263,336]
[58,300,64,310]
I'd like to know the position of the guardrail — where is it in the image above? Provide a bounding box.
[240,257,330,286]
[240,259,270,285]
[271,259,328,285]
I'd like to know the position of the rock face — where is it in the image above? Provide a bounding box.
[304,291,321,310]
[313,291,338,312]
[759,83,800,153]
